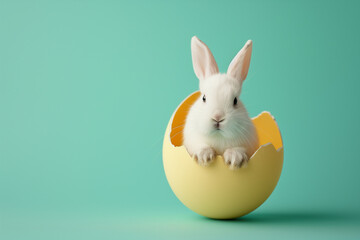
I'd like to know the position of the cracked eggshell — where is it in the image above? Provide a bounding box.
[163,92,284,219]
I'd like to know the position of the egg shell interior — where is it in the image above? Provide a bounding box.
[163,91,284,219]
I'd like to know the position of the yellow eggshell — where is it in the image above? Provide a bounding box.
[163,92,284,219]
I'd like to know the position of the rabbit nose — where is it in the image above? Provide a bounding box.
[212,114,225,123]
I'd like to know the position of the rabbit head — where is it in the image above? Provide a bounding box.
[189,36,253,140]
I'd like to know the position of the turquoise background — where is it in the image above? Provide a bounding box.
[1,0,360,239]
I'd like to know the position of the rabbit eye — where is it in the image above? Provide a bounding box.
[233,97,237,105]
[202,95,206,103]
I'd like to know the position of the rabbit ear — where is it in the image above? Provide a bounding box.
[191,36,219,81]
[227,40,253,83]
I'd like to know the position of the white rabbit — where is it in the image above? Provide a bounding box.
[183,36,259,169]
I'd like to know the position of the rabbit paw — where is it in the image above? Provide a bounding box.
[224,147,249,169]
[193,147,216,166]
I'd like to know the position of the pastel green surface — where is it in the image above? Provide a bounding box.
[1,0,360,239]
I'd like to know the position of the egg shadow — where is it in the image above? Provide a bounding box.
[201,210,360,225]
